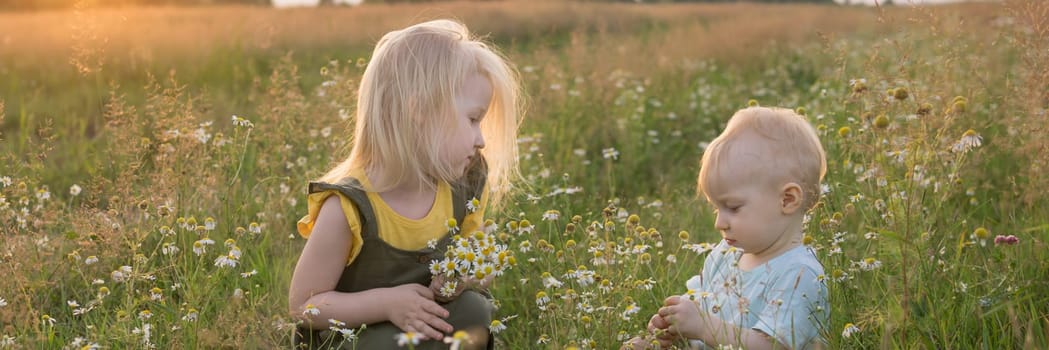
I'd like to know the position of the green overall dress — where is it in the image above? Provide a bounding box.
[293,168,493,349]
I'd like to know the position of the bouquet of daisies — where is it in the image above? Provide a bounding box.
[429,220,516,299]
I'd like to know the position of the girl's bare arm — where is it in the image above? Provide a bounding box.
[289,196,452,339]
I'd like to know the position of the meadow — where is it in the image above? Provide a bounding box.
[1,0,1047,348]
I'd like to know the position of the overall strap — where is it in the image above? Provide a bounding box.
[308,160,487,238]
[451,190,467,229]
[307,178,378,239]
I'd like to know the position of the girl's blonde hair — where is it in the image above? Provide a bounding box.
[319,19,522,206]
[697,107,827,210]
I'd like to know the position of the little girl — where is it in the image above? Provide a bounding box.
[289,19,522,349]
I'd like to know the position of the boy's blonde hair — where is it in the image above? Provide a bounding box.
[319,19,522,206]
[697,107,827,210]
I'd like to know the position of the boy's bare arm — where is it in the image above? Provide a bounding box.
[660,296,785,350]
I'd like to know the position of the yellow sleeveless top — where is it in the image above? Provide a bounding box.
[296,168,488,265]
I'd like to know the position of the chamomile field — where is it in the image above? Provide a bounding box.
[1,1,1047,348]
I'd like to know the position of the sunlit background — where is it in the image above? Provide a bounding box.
[1,0,1046,349]
[268,0,983,7]
[269,0,981,7]
[273,0,361,7]
[0,0,992,10]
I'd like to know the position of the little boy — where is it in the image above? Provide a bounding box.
[627,107,829,349]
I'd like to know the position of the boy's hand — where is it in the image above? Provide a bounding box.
[658,295,705,340]
[646,313,678,348]
[651,314,678,346]
[647,313,670,332]
[621,337,652,350]
[385,283,452,340]
[623,330,675,350]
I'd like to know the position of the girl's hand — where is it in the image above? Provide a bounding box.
[430,274,466,303]
[465,273,496,291]
[430,274,496,303]
[658,295,705,340]
[385,283,453,340]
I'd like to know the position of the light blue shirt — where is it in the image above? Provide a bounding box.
[684,240,828,349]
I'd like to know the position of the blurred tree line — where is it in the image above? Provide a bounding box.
[0,0,835,11]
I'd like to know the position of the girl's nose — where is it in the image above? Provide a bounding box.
[475,132,486,149]
[714,214,729,230]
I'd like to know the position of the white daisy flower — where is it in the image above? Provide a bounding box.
[842,323,860,338]
[395,332,421,346]
[951,129,982,153]
[303,304,320,316]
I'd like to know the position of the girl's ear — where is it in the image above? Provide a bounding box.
[781,183,803,214]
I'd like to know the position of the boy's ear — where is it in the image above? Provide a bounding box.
[781,183,803,214]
